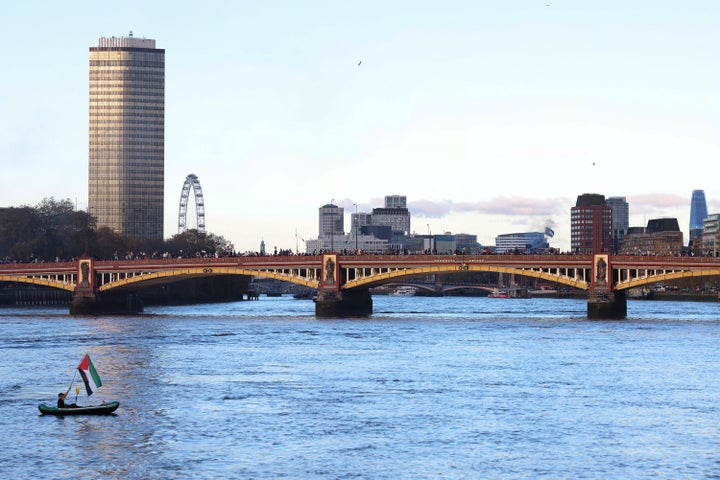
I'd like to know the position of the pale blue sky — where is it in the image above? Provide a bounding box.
[1,0,718,252]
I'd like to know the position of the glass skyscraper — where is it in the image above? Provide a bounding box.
[606,196,629,254]
[689,190,708,245]
[88,33,165,240]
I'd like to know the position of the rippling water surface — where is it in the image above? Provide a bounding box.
[2,296,720,479]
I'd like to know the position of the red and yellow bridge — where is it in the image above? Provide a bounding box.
[2,253,719,318]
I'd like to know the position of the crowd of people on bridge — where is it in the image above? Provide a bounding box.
[3,246,714,266]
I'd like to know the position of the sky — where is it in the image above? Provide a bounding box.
[1,0,718,253]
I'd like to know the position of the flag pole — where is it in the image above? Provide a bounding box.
[65,369,78,397]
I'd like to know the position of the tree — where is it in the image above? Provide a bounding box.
[35,197,74,217]
[34,198,96,260]
[165,230,233,257]
[0,198,236,261]
[91,226,130,260]
[0,207,42,261]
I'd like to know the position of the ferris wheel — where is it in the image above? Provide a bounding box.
[178,174,206,233]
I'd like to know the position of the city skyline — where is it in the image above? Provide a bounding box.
[1,1,718,253]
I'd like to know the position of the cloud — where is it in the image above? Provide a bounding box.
[409,196,571,218]
[626,193,689,215]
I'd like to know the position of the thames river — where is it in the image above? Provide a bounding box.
[1,295,719,479]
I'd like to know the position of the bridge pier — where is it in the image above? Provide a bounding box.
[70,292,144,315]
[315,289,373,318]
[587,289,626,320]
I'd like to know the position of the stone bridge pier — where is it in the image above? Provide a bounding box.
[315,288,373,317]
[314,254,373,317]
[69,257,143,315]
[70,292,144,315]
[587,254,627,320]
[587,289,627,319]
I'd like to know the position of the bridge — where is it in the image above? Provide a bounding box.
[1,253,719,318]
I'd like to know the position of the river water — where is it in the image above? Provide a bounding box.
[1,295,719,479]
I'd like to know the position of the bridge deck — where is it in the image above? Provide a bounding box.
[2,254,720,294]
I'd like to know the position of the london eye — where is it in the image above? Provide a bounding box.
[178,174,206,233]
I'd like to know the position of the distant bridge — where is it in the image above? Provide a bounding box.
[1,254,719,318]
[382,283,521,295]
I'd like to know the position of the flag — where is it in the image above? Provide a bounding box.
[77,354,102,396]
[545,227,555,238]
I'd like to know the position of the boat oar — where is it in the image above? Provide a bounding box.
[59,369,78,405]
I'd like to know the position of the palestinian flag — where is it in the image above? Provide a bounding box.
[77,354,102,396]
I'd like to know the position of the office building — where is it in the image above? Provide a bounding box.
[309,195,411,253]
[570,193,613,254]
[495,232,549,254]
[88,33,165,240]
[371,201,411,236]
[701,214,720,256]
[433,234,457,255]
[371,209,410,245]
[318,203,344,247]
[351,212,372,237]
[455,233,481,254]
[306,233,388,254]
[606,196,629,254]
[384,195,407,209]
[689,190,708,246]
[310,203,391,253]
[621,218,683,255]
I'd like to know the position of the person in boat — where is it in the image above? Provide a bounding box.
[57,388,78,408]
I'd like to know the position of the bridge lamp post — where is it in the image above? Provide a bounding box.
[353,203,358,253]
[427,224,433,254]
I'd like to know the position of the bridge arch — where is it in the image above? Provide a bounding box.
[384,282,500,295]
[614,268,720,290]
[178,174,206,234]
[342,264,590,291]
[0,275,76,292]
[97,267,319,292]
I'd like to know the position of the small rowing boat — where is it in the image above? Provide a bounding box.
[41,354,119,416]
[38,401,120,416]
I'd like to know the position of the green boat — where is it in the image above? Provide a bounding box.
[38,401,120,416]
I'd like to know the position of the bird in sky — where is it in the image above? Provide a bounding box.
[358,61,362,66]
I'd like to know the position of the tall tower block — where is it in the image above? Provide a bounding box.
[570,193,613,254]
[88,33,165,240]
[689,190,708,246]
